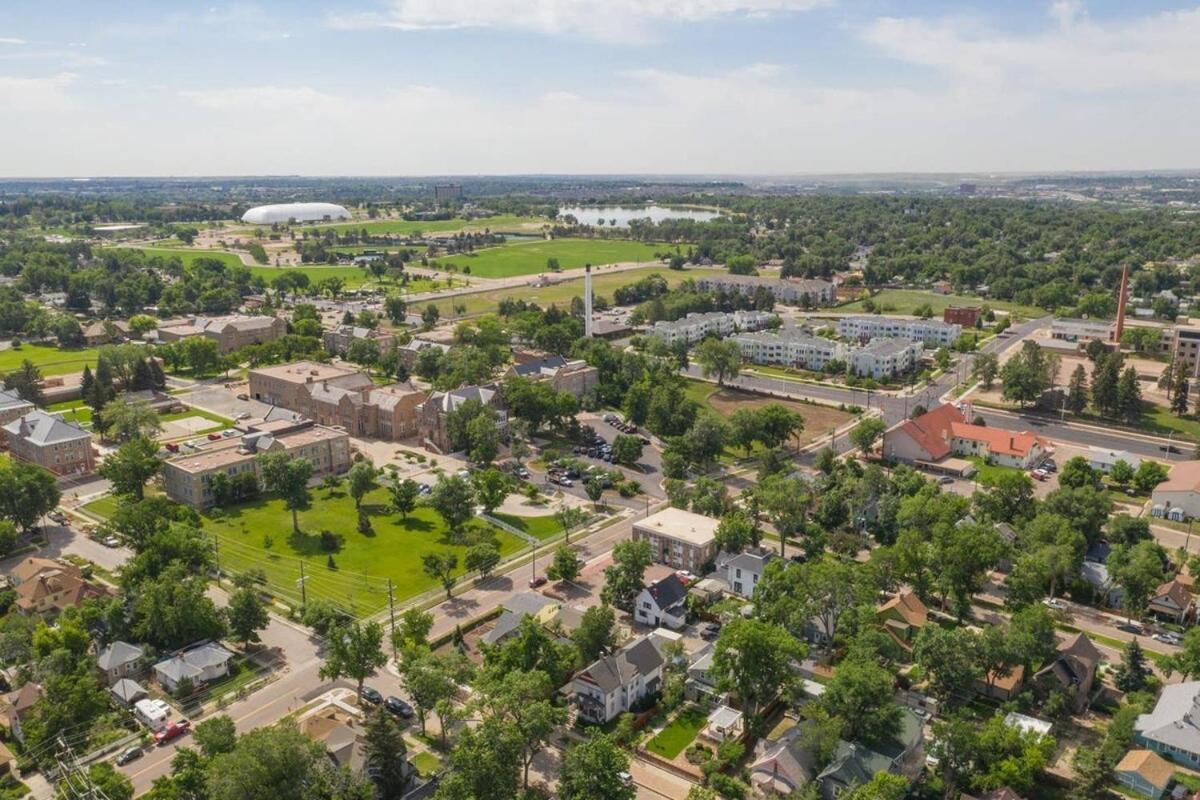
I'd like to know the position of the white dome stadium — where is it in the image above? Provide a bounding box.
[240,202,351,225]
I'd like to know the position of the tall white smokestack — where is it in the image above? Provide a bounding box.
[584,264,594,338]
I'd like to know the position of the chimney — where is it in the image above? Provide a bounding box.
[584,264,594,338]
[1114,264,1130,343]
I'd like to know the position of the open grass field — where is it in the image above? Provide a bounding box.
[204,487,525,615]
[48,399,92,427]
[0,343,103,376]
[837,289,1043,319]
[491,512,565,541]
[683,379,856,447]
[429,238,666,279]
[419,265,726,319]
[308,214,542,236]
[108,246,244,270]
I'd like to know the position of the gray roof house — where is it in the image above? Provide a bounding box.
[570,635,664,724]
[721,548,772,599]
[1135,681,1200,769]
[634,573,689,630]
[749,709,925,799]
[154,643,234,693]
[96,641,144,684]
[110,678,147,706]
[0,389,33,426]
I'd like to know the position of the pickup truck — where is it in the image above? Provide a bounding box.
[155,719,191,746]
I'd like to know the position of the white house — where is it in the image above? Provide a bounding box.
[849,338,924,380]
[571,636,665,724]
[634,574,689,630]
[720,548,772,599]
[1152,461,1200,521]
[153,642,234,693]
[1087,447,1141,474]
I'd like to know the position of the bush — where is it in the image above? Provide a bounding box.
[685,743,713,765]
[320,530,339,551]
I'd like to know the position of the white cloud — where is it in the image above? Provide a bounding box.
[0,72,77,112]
[329,0,831,41]
[180,85,341,112]
[862,3,1200,92]
[0,38,27,45]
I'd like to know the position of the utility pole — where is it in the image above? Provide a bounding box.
[55,734,112,800]
[298,561,308,612]
[387,579,396,640]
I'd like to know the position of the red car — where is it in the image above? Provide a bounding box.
[155,719,191,746]
[207,433,222,441]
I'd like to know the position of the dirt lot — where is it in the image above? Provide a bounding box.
[974,345,1171,408]
[705,388,855,445]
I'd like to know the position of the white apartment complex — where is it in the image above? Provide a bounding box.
[732,329,848,371]
[650,310,774,346]
[692,275,836,306]
[837,316,962,347]
[849,338,925,379]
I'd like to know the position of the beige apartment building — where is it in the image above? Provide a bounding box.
[161,417,351,508]
[632,507,719,573]
[157,314,287,354]
[2,410,95,476]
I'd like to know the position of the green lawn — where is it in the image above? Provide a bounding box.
[307,214,542,236]
[967,456,1024,483]
[0,343,104,377]
[80,494,121,521]
[415,265,725,319]
[108,246,244,270]
[491,512,565,541]
[428,238,667,279]
[202,487,526,615]
[48,399,92,426]
[838,289,1042,319]
[409,751,441,779]
[645,706,708,759]
[1133,404,1200,443]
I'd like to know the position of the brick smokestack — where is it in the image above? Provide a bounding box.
[1114,263,1130,342]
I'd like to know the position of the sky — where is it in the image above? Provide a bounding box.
[2,0,1199,177]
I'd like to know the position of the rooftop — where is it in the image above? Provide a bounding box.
[3,409,91,446]
[635,507,720,547]
[1157,460,1200,494]
[250,360,362,384]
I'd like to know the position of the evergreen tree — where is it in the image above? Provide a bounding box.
[131,357,153,391]
[1065,364,1088,414]
[1174,375,1191,417]
[364,709,412,800]
[1117,366,1142,423]
[1091,355,1120,416]
[148,357,167,389]
[79,364,95,405]
[1114,638,1150,692]
[91,356,116,412]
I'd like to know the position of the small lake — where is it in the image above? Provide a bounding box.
[557,205,722,227]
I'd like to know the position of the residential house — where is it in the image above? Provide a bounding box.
[1152,461,1200,521]
[417,384,507,453]
[720,548,772,599]
[153,642,234,693]
[686,645,719,702]
[632,507,719,573]
[161,416,351,508]
[877,589,928,649]
[975,665,1026,702]
[634,573,689,630]
[1148,578,1194,624]
[11,558,109,616]
[882,403,1049,469]
[1115,750,1174,799]
[1135,681,1200,768]
[3,409,95,476]
[1033,632,1101,713]
[748,709,925,799]
[1,683,42,744]
[482,593,560,646]
[96,641,145,685]
[507,352,599,399]
[301,696,414,788]
[571,635,664,724]
[110,679,148,707]
[1088,447,1141,474]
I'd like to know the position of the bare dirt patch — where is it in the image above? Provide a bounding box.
[705,389,855,445]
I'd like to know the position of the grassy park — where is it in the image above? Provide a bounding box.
[491,511,569,541]
[110,246,244,270]
[838,289,1042,318]
[0,343,103,376]
[430,238,667,278]
[309,214,541,236]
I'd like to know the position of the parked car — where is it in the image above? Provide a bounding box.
[207,433,222,441]
[937,476,954,485]
[116,746,142,766]
[360,686,383,705]
[1154,632,1183,646]
[618,771,633,787]
[1030,469,1048,481]
[385,696,415,718]
[48,511,68,524]
[236,393,249,401]
[513,466,529,479]
[155,719,191,746]
[103,536,121,548]
[699,623,721,640]
[1116,623,1144,635]
[1042,598,1066,611]
[529,576,547,589]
